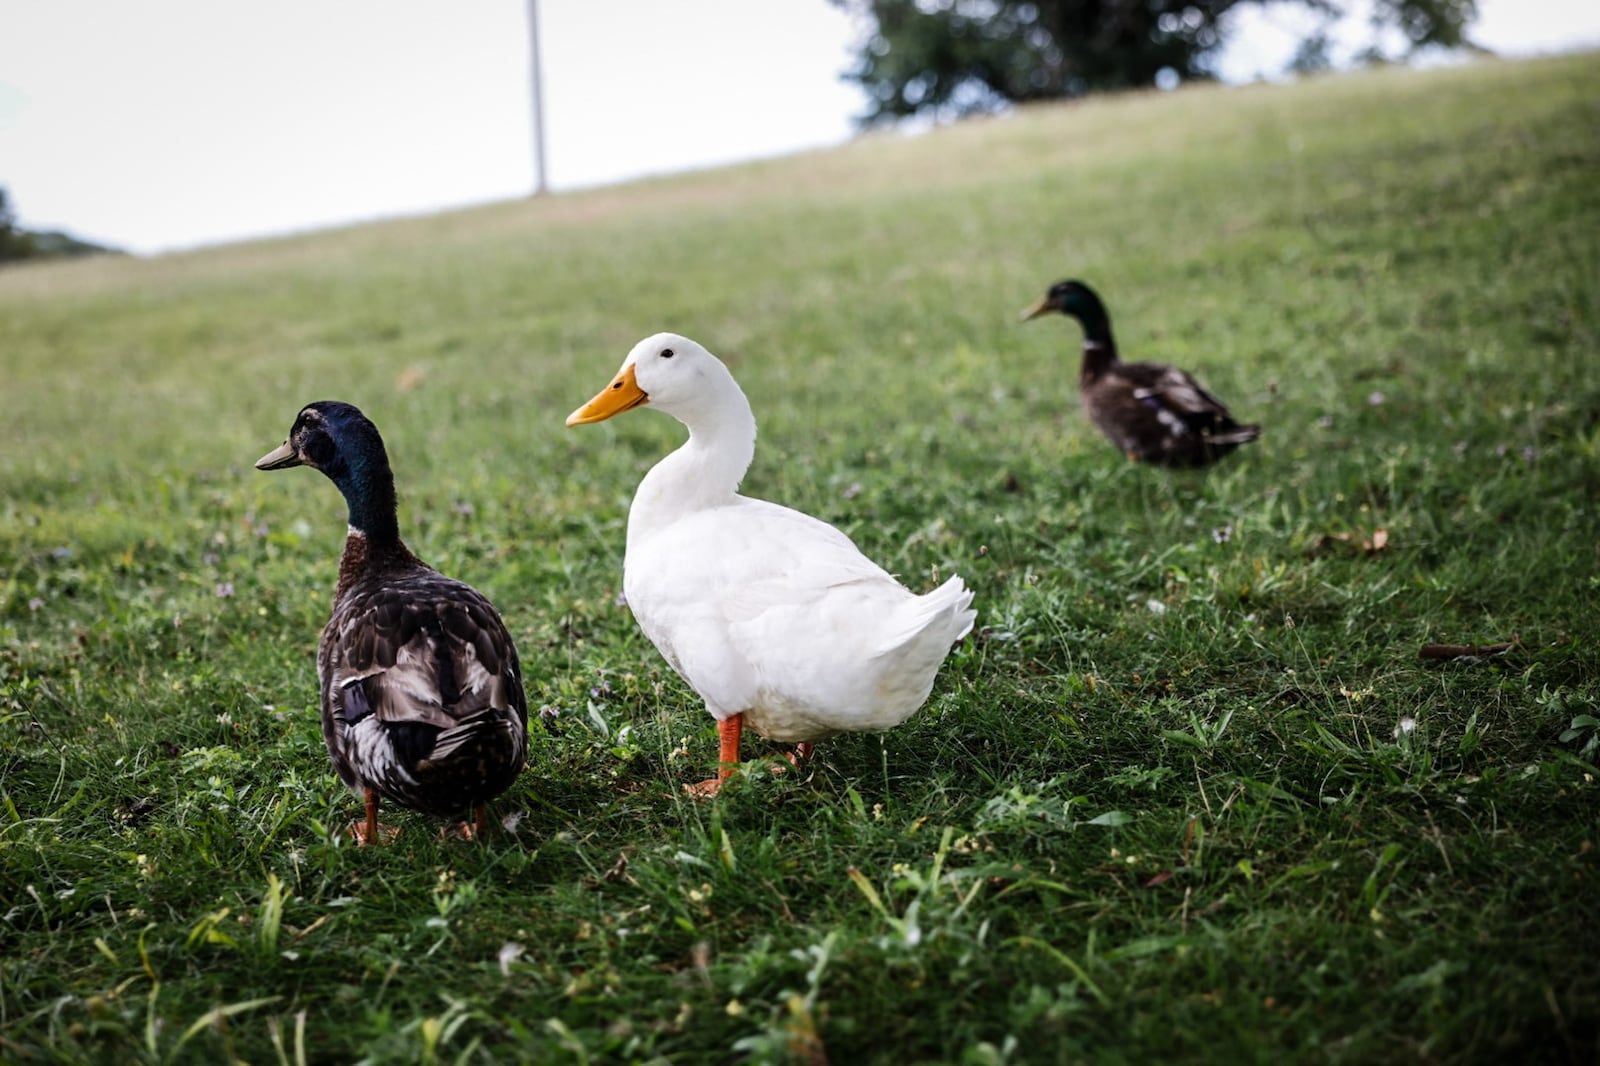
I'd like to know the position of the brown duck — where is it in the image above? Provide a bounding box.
[1023,280,1261,468]
[256,401,528,844]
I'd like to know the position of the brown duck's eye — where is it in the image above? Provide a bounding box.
[660,348,674,359]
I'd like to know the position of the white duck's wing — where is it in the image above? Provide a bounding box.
[625,498,894,709]
[626,497,968,738]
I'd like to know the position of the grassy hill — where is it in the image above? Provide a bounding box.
[2,53,1598,1063]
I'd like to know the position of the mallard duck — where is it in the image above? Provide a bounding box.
[1022,279,1261,468]
[256,401,528,843]
[566,334,976,796]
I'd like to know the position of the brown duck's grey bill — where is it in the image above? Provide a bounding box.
[255,441,301,470]
[1020,296,1053,322]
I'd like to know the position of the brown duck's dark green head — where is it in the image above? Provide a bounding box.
[1021,279,1114,345]
[256,401,400,543]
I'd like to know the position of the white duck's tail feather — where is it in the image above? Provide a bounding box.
[871,575,976,659]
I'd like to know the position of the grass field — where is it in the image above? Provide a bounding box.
[3,52,1599,1063]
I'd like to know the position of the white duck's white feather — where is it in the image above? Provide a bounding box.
[606,333,975,744]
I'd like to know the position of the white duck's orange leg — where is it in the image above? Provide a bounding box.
[686,714,743,797]
[786,742,815,768]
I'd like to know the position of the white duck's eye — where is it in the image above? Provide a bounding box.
[660,348,674,359]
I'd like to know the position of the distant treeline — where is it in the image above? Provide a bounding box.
[1,187,122,263]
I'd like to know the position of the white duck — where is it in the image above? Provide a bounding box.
[567,333,976,796]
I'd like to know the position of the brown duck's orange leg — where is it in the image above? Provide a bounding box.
[349,787,378,845]
[362,787,380,843]
[348,787,400,845]
[685,714,743,797]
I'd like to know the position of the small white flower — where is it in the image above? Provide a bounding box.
[1393,716,1416,738]
[498,941,524,977]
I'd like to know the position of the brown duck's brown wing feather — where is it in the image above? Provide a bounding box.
[1112,363,1231,418]
[317,566,528,815]
[1084,362,1260,467]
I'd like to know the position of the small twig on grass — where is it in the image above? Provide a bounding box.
[1418,638,1518,662]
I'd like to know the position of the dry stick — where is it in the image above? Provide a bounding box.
[1418,640,1517,661]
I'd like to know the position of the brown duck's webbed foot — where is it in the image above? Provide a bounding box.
[439,803,492,841]
[347,789,400,845]
[347,820,401,845]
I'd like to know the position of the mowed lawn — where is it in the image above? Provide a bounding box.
[2,53,1598,1063]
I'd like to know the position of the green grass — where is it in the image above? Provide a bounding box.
[3,52,1599,1063]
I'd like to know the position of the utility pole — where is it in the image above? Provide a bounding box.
[527,0,548,196]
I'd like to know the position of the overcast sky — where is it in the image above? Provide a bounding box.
[2,0,1595,255]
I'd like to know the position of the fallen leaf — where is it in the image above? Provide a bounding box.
[1308,528,1390,558]
[603,853,636,885]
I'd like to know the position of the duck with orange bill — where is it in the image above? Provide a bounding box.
[566,333,975,796]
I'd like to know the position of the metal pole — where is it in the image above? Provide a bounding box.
[527,0,548,196]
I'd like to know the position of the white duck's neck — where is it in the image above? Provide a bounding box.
[626,368,757,554]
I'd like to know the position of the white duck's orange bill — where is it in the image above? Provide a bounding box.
[566,363,648,426]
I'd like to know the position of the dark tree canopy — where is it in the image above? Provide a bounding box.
[832,0,1480,124]
[0,187,33,262]
[0,186,120,264]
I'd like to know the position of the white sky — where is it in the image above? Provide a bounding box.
[1,0,1596,255]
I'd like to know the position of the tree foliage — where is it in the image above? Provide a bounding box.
[0,186,119,264]
[832,0,1480,124]
[0,187,36,263]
